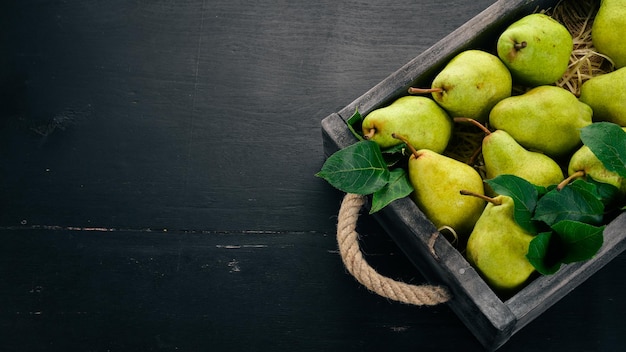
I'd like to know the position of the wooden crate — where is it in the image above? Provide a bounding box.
[320,0,626,350]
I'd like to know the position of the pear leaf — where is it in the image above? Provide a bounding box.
[551,220,604,264]
[568,178,606,202]
[526,220,606,275]
[526,221,605,276]
[370,168,413,214]
[585,176,620,207]
[347,109,365,141]
[580,122,626,178]
[533,179,605,226]
[381,142,409,167]
[485,175,543,233]
[527,232,561,275]
[316,140,390,195]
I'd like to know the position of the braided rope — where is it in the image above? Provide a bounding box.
[336,193,451,306]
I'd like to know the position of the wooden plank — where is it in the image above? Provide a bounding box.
[0,228,481,351]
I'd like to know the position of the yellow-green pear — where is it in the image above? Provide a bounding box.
[396,134,486,237]
[579,67,626,126]
[489,86,593,158]
[564,127,626,194]
[483,130,564,188]
[497,13,573,86]
[592,0,626,68]
[361,96,453,152]
[463,192,536,292]
[408,50,512,123]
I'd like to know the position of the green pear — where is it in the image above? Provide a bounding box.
[489,86,593,158]
[563,127,626,194]
[397,134,486,237]
[463,192,536,292]
[579,67,626,126]
[497,13,573,86]
[361,96,452,152]
[483,130,564,188]
[592,0,626,68]
[566,145,625,193]
[408,50,512,123]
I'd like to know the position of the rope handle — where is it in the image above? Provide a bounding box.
[336,193,451,306]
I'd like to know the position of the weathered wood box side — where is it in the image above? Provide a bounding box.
[320,0,626,350]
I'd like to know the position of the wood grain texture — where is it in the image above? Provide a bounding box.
[1,0,497,232]
[2,227,626,351]
[2,0,626,351]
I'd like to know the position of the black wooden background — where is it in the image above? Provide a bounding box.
[2,1,625,351]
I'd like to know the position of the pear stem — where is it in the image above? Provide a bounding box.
[391,133,419,158]
[556,170,586,191]
[460,189,501,205]
[514,41,527,50]
[453,117,492,135]
[468,144,483,166]
[363,128,376,140]
[407,87,443,95]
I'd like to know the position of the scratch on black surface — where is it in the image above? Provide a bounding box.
[215,244,269,249]
[0,224,325,236]
[29,104,93,137]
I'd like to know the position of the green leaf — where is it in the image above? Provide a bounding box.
[380,142,408,168]
[585,176,620,207]
[316,140,390,195]
[567,178,604,201]
[485,175,543,233]
[527,232,562,275]
[369,168,413,214]
[526,221,605,276]
[580,122,626,178]
[551,220,604,264]
[533,179,605,226]
[347,109,364,141]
